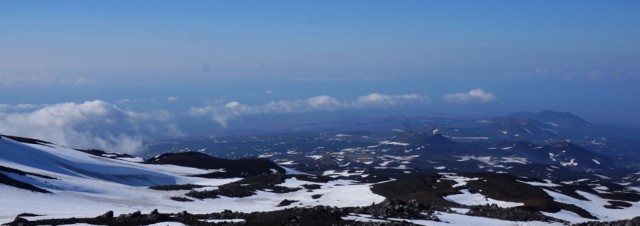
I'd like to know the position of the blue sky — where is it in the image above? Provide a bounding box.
[1,1,639,152]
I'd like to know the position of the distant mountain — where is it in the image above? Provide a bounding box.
[506,111,537,119]
[488,140,613,172]
[507,110,592,130]
[471,117,559,142]
[531,110,591,129]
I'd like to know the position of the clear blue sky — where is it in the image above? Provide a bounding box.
[2,1,639,72]
[0,1,639,150]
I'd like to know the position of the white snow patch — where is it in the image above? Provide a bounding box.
[593,174,611,180]
[305,155,323,160]
[542,210,591,224]
[519,179,560,187]
[546,122,559,127]
[450,207,469,214]
[456,156,495,166]
[200,219,245,223]
[431,211,565,226]
[322,170,365,178]
[258,153,275,158]
[544,189,640,223]
[501,146,513,150]
[351,211,567,226]
[444,189,524,208]
[116,156,145,163]
[442,174,479,188]
[447,136,489,141]
[280,166,308,175]
[593,185,609,192]
[560,159,578,167]
[381,155,420,161]
[146,222,186,226]
[342,214,389,223]
[277,160,296,165]
[501,157,528,164]
[379,141,410,146]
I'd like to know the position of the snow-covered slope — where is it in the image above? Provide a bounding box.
[0,136,384,223]
[0,136,204,186]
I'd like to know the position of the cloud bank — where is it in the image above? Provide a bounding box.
[189,93,427,127]
[0,100,181,154]
[443,89,496,103]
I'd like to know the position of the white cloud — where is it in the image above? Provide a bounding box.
[189,93,428,127]
[166,96,179,102]
[0,100,182,154]
[443,89,496,104]
[354,93,422,107]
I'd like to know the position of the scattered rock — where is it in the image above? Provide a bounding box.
[466,204,562,223]
[277,199,299,207]
[170,196,194,202]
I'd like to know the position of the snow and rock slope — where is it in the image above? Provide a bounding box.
[0,135,383,223]
[2,134,640,225]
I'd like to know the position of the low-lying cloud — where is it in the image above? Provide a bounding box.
[0,100,182,154]
[443,89,496,104]
[189,93,427,127]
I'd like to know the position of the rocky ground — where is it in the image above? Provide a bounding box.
[5,199,574,226]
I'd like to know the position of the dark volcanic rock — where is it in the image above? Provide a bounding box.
[604,201,633,209]
[186,174,310,199]
[0,165,58,180]
[148,184,207,191]
[350,199,441,221]
[461,173,556,210]
[77,149,135,159]
[96,210,113,220]
[0,172,51,193]
[301,184,322,190]
[146,152,286,178]
[370,173,459,206]
[170,196,194,202]
[462,172,598,219]
[0,135,52,146]
[466,204,563,223]
[573,216,640,226]
[276,199,298,207]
